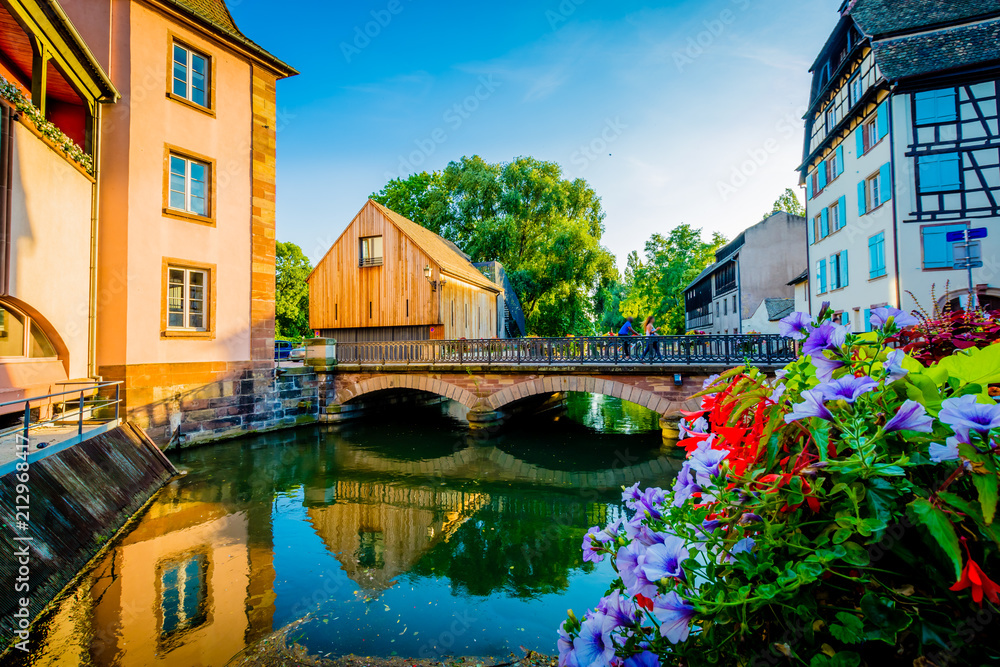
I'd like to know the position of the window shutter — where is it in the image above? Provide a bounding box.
[820,208,830,237]
[816,260,827,294]
[836,145,845,176]
[808,217,815,245]
[869,236,878,278]
[880,163,892,201]
[876,100,889,139]
[818,163,828,190]
[838,195,847,230]
[864,309,872,333]
[806,176,813,200]
[922,225,960,269]
[840,250,849,287]
[857,181,867,216]
[856,126,865,156]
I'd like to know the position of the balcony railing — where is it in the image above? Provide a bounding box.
[333,335,795,366]
[359,257,384,268]
[1,380,123,443]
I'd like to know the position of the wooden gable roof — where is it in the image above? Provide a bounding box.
[367,200,500,293]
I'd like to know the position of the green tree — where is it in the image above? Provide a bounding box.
[275,241,312,339]
[372,156,616,336]
[618,226,727,334]
[763,187,805,220]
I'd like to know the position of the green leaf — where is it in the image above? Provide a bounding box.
[832,528,852,545]
[860,592,912,642]
[842,541,870,567]
[935,344,1000,387]
[972,470,999,526]
[829,612,865,644]
[907,498,962,579]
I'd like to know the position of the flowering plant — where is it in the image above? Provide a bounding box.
[0,75,93,174]
[560,306,1000,666]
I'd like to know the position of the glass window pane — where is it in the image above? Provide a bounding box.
[189,314,204,329]
[191,53,206,75]
[189,271,204,287]
[28,321,57,358]
[0,306,25,357]
[170,156,186,177]
[189,283,204,301]
[169,269,185,284]
[189,161,205,183]
[191,83,206,107]
[172,75,186,97]
[189,196,206,216]
[168,313,184,328]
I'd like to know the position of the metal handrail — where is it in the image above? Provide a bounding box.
[1,380,123,443]
[332,334,795,366]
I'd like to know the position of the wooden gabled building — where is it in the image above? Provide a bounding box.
[308,200,502,342]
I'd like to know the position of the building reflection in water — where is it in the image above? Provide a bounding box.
[18,417,681,666]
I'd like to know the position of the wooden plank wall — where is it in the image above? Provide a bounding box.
[309,202,498,339]
[316,326,432,342]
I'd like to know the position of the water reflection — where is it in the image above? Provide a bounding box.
[15,397,682,665]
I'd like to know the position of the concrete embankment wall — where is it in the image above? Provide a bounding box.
[0,423,176,647]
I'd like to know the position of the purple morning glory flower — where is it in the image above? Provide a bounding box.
[621,482,642,507]
[623,652,659,667]
[884,350,909,383]
[802,322,848,356]
[573,613,617,667]
[558,621,580,667]
[618,543,657,598]
[738,513,763,526]
[885,400,934,433]
[641,535,689,583]
[811,351,844,383]
[784,389,834,423]
[652,591,695,644]
[672,461,701,508]
[779,311,813,340]
[582,527,606,563]
[817,376,878,404]
[870,307,919,330]
[702,374,720,390]
[726,537,757,562]
[597,590,639,629]
[689,440,729,485]
[634,487,666,521]
[939,395,1000,441]
[769,382,786,404]
[929,438,961,463]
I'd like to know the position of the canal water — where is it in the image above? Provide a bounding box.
[11,394,682,666]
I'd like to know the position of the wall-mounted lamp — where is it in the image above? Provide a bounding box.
[673,374,683,386]
[424,265,446,291]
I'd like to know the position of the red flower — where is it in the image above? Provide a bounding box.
[634,593,654,611]
[950,555,1000,606]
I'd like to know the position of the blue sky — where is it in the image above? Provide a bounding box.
[228,0,843,269]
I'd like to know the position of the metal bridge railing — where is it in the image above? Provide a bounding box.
[333,335,795,366]
[0,380,123,443]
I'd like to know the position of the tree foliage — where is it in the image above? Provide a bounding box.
[605,226,727,335]
[275,241,312,339]
[372,155,616,335]
[763,187,805,220]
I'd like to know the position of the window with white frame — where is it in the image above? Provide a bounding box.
[849,76,863,109]
[864,118,878,153]
[167,267,208,330]
[168,154,209,217]
[825,105,836,131]
[172,43,209,107]
[866,172,882,210]
[830,250,849,290]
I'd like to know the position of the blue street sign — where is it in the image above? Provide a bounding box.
[947,227,988,242]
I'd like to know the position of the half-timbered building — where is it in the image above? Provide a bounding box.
[308,200,503,342]
[801,1,1000,326]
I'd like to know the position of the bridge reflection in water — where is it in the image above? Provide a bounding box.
[15,401,681,665]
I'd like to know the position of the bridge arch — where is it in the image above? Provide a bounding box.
[337,374,480,410]
[485,376,678,417]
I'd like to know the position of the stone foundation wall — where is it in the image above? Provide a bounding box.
[101,363,318,447]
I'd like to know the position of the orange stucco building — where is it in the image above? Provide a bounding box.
[56,0,296,444]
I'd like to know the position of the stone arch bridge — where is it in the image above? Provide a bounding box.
[309,335,794,440]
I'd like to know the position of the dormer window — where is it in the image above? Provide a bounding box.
[359,236,383,267]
